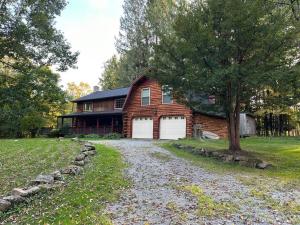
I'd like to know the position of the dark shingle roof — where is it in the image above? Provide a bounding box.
[72,87,130,102]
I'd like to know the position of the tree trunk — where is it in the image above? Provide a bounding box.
[226,81,241,152]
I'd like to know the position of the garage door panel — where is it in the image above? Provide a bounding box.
[160,116,186,140]
[132,117,153,139]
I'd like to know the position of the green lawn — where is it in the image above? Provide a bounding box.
[162,137,300,186]
[0,139,81,196]
[1,143,129,224]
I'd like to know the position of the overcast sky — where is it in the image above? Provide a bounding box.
[55,0,123,88]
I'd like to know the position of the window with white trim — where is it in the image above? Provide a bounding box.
[115,98,125,109]
[162,85,173,104]
[83,102,93,112]
[141,88,150,106]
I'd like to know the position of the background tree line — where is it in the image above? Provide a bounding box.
[100,0,300,151]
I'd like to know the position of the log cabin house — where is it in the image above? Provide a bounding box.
[59,76,253,140]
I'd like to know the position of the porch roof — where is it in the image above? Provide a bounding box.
[59,110,123,118]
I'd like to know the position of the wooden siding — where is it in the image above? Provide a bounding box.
[123,78,193,139]
[76,99,117,112]
[193,113,228,138]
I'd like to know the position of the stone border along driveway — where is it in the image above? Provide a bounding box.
[93,140,299,225]
[0,140,97,214]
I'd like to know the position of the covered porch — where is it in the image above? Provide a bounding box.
[58,111,123,136]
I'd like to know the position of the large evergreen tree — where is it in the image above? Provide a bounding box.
[100,0,178,89]
[151,0,300,151]
[100,55,122,90]
[116,0,151,78]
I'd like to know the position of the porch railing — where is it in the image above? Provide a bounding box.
[61,126,122,136]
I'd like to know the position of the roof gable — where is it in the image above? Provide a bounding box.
[72,87,130,102]
[123,75,148,109]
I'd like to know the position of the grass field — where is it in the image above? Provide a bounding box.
[0,139,81,196]
[0,142,129,224]
[163,137,300,186]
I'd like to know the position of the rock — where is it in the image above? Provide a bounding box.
[3,195,25,205]
[256,162,272,169]
[239,160,249,167]
[61,165,82,175]
[239,158,262,168]
[173,143,185,149]
[223,154,234,162]
[74,160,85,166]
[75,153,86,161]
[58,137,64,141]
[12,186,40,197]
[84,143,95,150]
[193,148,203,156]
[205,150,213,157]
[71,137,79,142]
[234,155,248,161]
[11,188,27,197]
[24,186,41,195]
[172,143,181,149]
[31,175,54,185]
[202,131,220,140]
[198,148,206,156]
[51,170,63,181]
[38,184,56,190]
[211,151,222,158]
[83,150,97,156]
[0,199,11,212]
[182,146,195,152]
[84,157,91,164]
[80,147,90,152]
[80,147,86,152]
[54,180,66,185]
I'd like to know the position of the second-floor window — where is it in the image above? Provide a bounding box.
[115,98,125,109]
[83,102,93,112]
[141,88,150,106]
[162,85,173,104]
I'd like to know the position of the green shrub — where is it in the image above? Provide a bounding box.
[103,133,122,140]
[48,129,60,138]
[64,134,77,138]
[84,134,102,139]
[59,126,71,136]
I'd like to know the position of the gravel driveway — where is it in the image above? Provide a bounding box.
[94,140,299,225]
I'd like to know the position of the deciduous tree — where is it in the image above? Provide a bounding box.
[0,0,78,72]
[0,66,67,137]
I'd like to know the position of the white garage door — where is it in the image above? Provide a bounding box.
[132,117,153,139]
[160,116,186,140]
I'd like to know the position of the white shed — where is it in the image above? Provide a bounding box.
[240,113,256,137]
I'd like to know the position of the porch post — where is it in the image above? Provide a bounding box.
[97,118,100,135]
[77,118,80,134]
[57,117,59,129]
[111,116,114,133]
[83,119,86,134]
